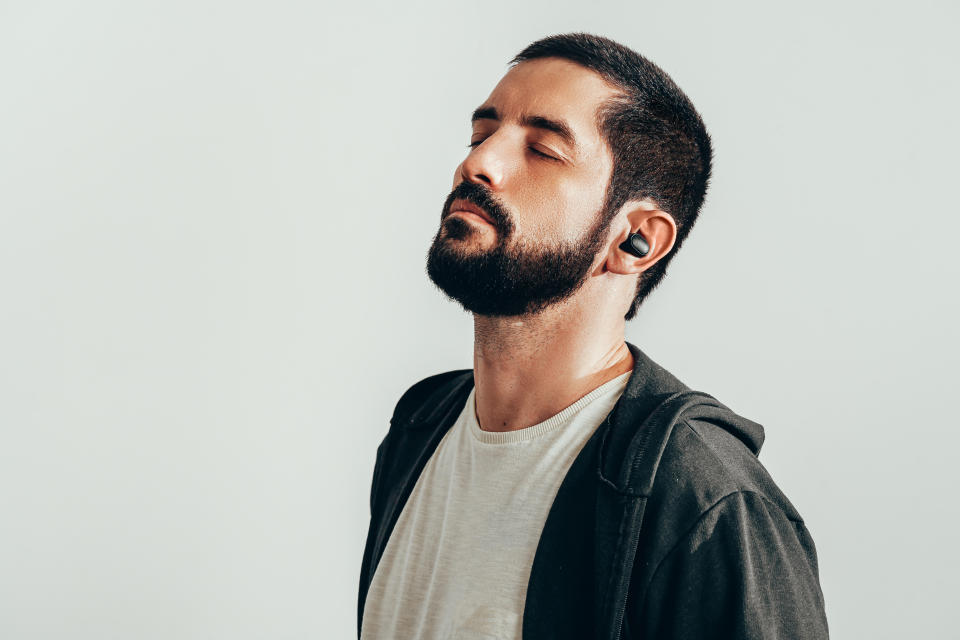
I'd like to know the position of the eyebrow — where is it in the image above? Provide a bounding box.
[471,105,580,155]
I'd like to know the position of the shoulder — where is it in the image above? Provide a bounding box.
[368,367,472,503]
[628,417,827,635]
[635,415,811,579]
[388,368,473,429]
[654,416,805,523]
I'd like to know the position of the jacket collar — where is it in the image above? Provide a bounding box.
[598,340,765,493]
[398,339,765,489]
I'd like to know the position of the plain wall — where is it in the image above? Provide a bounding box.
[1,0,958,638]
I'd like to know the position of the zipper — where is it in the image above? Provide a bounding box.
[610,497,645,640]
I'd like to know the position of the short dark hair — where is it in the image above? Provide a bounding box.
[510,33,713,320]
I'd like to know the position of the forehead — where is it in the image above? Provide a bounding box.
[479,57,623,148]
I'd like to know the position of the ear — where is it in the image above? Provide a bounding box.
[603,199,677,276]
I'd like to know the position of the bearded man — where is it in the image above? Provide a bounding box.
[358,32,829,640]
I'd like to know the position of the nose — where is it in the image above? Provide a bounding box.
[459,136,506,190]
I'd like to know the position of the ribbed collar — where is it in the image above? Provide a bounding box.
[467,371,633,445]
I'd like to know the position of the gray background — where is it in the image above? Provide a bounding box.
[2,0,957,638]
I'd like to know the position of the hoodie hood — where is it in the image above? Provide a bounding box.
[398,339,765,495]
[597,341,766,495]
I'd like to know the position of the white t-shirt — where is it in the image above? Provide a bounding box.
[360,371,632,640]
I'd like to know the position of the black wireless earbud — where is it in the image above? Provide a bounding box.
[619,232,650,258]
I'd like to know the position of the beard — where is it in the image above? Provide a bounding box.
[426,181,613,317]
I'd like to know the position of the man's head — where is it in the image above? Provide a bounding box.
[427,33,712,320]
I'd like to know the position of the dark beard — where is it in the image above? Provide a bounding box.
[426,182,612,317]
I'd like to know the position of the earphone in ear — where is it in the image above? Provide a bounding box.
[619,232,650,258]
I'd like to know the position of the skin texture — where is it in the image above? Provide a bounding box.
[428,57,678,433]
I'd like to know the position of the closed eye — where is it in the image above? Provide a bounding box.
[528,146,559,161]
[466,141,560,162]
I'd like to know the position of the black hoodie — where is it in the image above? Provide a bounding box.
[358,341,829,639]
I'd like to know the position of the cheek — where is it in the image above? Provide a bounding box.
[509,178,571,235]
[552,178,606,237]
[512,192,569,242]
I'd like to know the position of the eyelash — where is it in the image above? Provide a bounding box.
[467,141,559,162]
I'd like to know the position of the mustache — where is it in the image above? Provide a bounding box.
[443,182,510,230]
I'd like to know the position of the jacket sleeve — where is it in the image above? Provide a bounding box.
[358,429,392,638]
[629,490,829,639]
[368,431,391,514]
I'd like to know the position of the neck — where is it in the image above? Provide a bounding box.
[471,299,634,433]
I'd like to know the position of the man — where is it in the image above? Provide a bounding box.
[358,33,829,639]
